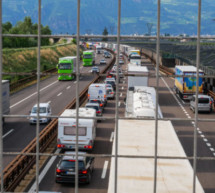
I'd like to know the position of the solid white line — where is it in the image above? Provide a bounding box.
[28,149,61,193]
[120,93,122,97]
[203,138,208,142]
[206,143,211,147]
[57,92,62,96]
[110,132,114,142]
[210,148,215,151]
[118,102,121,107]
[3,129,14,139]
[101,161,109,179]
[67,86,71,89]
[10,81,58,108]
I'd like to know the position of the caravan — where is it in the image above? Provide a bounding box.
[57,108,97,151]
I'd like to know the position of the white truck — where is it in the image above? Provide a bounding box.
[108,120,205,193]
[125,86,163,118]
[2,80,10,122]
[57,108,97,151]
[96,45,102,54]
[127,65,149,89]
[88,83,107,104]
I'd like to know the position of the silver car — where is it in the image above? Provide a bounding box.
[190,94,212,113]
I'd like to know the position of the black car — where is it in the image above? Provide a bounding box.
[55,152,94,184]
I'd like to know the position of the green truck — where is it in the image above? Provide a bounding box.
[83,50,95,66]
[57,56,77,80]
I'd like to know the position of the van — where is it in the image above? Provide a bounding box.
[29,103,51,124]
[190,94,212,113]
[88,83,107,104]
[57,108,97,151]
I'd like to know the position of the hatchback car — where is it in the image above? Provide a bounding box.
[85,102,103,116]
[88,99,105,111]
[106,87,115,99]
[55,152,94,184]
[29,103,51,124]
[100,59,107,65]
[90,66,100,73]
[190,94,213,113]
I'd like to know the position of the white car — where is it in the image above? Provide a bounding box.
[100,59,107,65]
[29,103,52,124]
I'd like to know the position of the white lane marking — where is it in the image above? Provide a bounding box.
[200,134,205,138]
[187,116,191,119]
[118,102,121,107]
[196,128,200,131]
[198,130,202,134]
[47,101,51,104]
[57,92,62,96]
[3,129,14,139]
[80,66,83,69]
[192,122,195,125]
[101,161,109,179]
[120,93,122,97]
[203,138,208,142]
[10,81,58,108]
[67,86,71,89]
[210,148,215,151]
[110,132,114,142]
[206,143,211,147]
[121,87,124,90]
[123,81,125,84]
[28,149,61,193]
[74,81,77,83]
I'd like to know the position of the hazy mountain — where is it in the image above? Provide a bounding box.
[3,0,215,35]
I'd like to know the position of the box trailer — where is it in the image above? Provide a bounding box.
[108,120,205,193]
[175,65,204,100]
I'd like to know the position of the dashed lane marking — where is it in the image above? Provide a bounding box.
[67,86,71,89]
[101,161,109,179]
[57,92,62,96]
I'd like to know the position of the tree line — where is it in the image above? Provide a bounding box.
[3,16,52,48]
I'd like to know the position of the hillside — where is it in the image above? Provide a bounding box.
[3,0,215,35]
[3,43,78,82]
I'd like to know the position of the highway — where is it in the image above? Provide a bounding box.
[3,53,113,169]
[3,50,215,193]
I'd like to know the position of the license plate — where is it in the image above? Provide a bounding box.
[66,171,75,175]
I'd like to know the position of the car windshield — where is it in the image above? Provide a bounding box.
[83,54,92,59]
[58,63,71,70]
[198,98,209,104]
[60,160,85,169]
[32,107,47,113]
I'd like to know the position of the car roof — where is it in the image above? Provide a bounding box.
[33,103,50,108]
[85,102,100,107]
[193,94,211,99]
[62,151,86,161]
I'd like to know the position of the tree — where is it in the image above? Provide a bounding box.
[102,27,108,41]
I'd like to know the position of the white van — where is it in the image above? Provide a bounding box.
[190,94,213,113]
[29,103,51,124]
[57,108,97,151]
[88,83,107,104]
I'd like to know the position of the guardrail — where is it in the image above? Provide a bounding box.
[3,50,116,192]
[9,68,57,93]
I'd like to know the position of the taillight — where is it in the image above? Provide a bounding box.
[84,145,92,149]
[110,92,114,94]
[183,95,188,98]
[104,95,106,98]
[81,170,88,174]
[56,169,62,173]
[88,94,90,98]
[57,144,65,148]
[96,111,101,114]
[100,104,103,107]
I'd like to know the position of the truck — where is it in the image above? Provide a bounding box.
[127,65,149,89]
[57,56,76,80]
[2,80,10,122]
[175,65,204,100]
[83,50,95,66]
[129,53,141,65]
[96,45,102,54]
[57,108,97,151]
[88,83,107,104]
[125,86,163,118]
[108,120,205,193]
